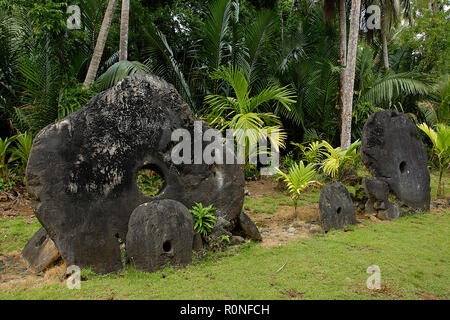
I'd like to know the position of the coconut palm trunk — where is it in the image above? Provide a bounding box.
[340,0,361,150]
[339,0,347,126]
[381,29,390,70]
[381,7,390,70]
[83,0,118,89]
[119,0,130,61]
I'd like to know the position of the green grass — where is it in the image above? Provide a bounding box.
[0,217,41,254]
[1,171,448,300]
[1,210,449,300]
[244,187,321,214]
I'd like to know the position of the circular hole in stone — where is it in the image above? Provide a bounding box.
[336,207,342,214]
[399,161,406,173]
[136,164,165,196]
[163,240,172,253]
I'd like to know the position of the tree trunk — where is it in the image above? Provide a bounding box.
[340,0,361,151]
[83,0,118,89]
[437,167,443,197]
[119,0,130,61]
[338,0,347,132]
[381,13,390,70]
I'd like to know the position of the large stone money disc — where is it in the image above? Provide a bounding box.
[26,74,244,273]
[361,110,430,212]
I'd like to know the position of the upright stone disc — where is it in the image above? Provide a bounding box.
[361,110,430,212]
[126,200,193,272]
[26,74,244,273]
[319,183,356,231]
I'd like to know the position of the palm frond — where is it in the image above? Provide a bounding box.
[96,60,150,91]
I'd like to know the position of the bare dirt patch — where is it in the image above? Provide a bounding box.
[0,250,65,291]
[245,177,324,248]
[0,189,34,218]
[281,289,305,300]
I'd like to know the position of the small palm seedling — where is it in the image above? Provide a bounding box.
[418,123,449,197]
[189,202,217,237]
[321,140,361,181]
[277,161,321,217]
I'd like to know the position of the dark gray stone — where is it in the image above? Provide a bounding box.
[363,178,389,203]
[192,232,203,251]
[377,203,400,220]
[373,201,387,210]
[26,74,244,274]
[238,212,262,241]
[319,183,356,231]
[364,199,377,215]
[22,227,60,272]
[361,110,430,212]
[231,235,245,245]
[126,200,193,272]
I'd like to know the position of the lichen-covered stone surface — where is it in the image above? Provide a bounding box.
[361,110,430,212]
[26,74,244,274]
[126,200,193,272]
[319,183,356,231]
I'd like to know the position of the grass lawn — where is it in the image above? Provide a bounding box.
[0,171,448,300]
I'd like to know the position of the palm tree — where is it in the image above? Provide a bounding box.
[363,0,413,70]
[338,0,347,119]
[340,0,362,150]
[204,65,296,163]
[277,161,320,217]
[83,0,118,89]
[119,0,129,61]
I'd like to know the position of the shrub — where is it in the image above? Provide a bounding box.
[189,202,217,237]
[418,123,449,197]
[277,161,321,217]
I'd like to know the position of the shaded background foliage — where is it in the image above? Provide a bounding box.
[0,0,447,148]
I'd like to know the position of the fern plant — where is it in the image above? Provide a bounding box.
[418,123,449,197]
[189,202,217,237]
[321,140,361,181]
[277,161,320,217]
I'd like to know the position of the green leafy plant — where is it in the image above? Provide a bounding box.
[136,169,164,197]
[220,235,231,244]
[9,132,32,174]
[0,177,16,192]
[291,140,326,165]
[281,151,295,170]
[418,123,449,197]
[0,136,14,180]
[204,65,296,163]
[321,140,361,181]
[277,161,320,217]
[189,202,217,237]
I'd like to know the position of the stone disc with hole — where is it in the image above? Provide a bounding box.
[25,74,244,274]
[361,110,430,212]
[126,200,193,272]
[319,183,356,231]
